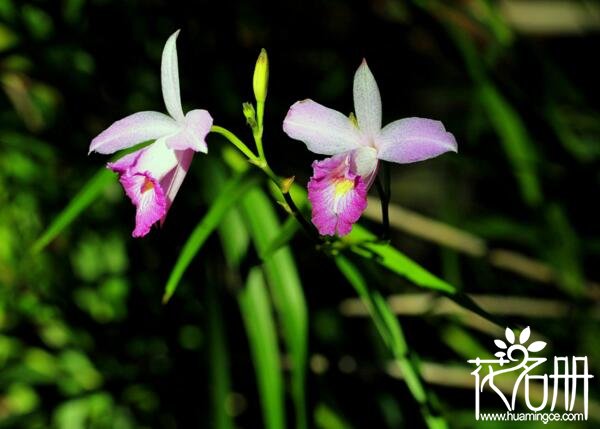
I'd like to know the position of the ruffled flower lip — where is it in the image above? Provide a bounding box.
[308,154,368,236]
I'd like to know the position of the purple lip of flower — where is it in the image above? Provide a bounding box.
[88,30,213,237]
[283,59,458,236]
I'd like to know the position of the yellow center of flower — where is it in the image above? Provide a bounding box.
[334,178,354,197]
[141,179,154,193]
[333,178,355,214]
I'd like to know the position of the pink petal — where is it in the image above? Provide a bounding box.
[161,30,185,122]
[160,149,194,224]
[377,117,457,164]
[108,141,186,236]
[283,99,361,155]
[307,154,368,236]
[353,60,382,137]
[119,172,167,237]
[106,149,144,174]
[89,111,179,155]
[164,109,212,152]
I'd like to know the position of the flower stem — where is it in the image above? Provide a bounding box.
[255,101,266,157]
[375,163,391,239]
[211,125,260,164]
[212,124,320,243]
[281,184,320,240]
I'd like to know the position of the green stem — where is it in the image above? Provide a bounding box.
[282,189,320,241]
[255,101,266,160]
[214,124,319,246]
[211,125,260,163]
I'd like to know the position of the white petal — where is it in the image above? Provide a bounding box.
[377,117,457,164]
[351,146,378,177]
[161,30,185,122]
[353,60,382,137]
[165,109,212,153]
[135,139,179,181]
[283,99,361,155]
[89,111,179,155]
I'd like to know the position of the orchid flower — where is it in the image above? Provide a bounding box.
[89,30,213,237]
[283,60,457,236]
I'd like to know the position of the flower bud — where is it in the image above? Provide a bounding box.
[253,48,269,103]
[242,102,257,128]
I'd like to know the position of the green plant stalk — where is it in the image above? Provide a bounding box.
[281,187,320,241]
[255,101,266,160]
[213,124,281,186]
[211,125,260,164]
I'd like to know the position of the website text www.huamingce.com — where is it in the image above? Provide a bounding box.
[479,412,585,424]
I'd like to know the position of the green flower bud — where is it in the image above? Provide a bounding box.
[242,102,257,128]
[253,48,269,103]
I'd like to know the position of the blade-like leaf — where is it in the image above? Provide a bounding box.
[32,168,115,253]
[33,141,155,253]
[238,267,285,429]
[260,216,300,261]
[335,256,447,429]
[519,326,531,344]
[347,225,455,294]
[446,24,541,206]
[206,281,235,429]
[163,170,259,302]
[241,188,308,429]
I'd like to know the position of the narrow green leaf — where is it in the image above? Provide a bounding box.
[241,188,308,429]
[314,404,353,429]
[347,225,456,294]
[163,170,259,302]
[260,216,300,261]
[446,24,541,206]
[32,168,114,253]
[478,83,541,206]
[202,160,250,268]
[544,204,584,296]
[335,256,447,429]
[206,282,235,429]
[238,267,285,429]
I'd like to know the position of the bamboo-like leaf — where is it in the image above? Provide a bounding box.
[32,141,154,253]
[478,83,541,206]
[206,281,235,429]
[163,170,259,302]
[335,256,447,429]
[445,24,542,206]
[241,188,308,429]
[32,168,115,253]
[238,267,285,429]
[347,225,455,294]
[314,404,353,429]
[260,216,300,261]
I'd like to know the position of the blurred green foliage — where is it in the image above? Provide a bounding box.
[1,0,599,428]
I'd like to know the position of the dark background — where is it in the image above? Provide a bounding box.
[1,0,599,427]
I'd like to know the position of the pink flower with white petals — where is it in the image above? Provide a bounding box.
[283,60,458,236]
[89,30,213,237]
